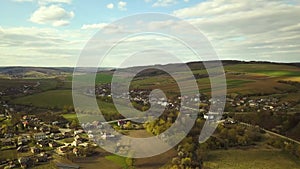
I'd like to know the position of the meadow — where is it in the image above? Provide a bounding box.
[67,73,113,84]
[12,90,73,109]
[203,148,300,169]
[224,63,300,76]
[0,78,58,91]
[10,63,300,109]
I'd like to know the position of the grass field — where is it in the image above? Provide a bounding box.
[31,162,58,169]
[12,90,73,108]
[0,150,17,160]
[0,149,33,161]
[10,77,297,109]
[68,73,113,84]
[203,148,300,169]
[105,155,128,168]
[0,78,58,91]
[225,64,300,77]
[10,63,300,108]
[61,113,78,121]
[61,113,105,123]
[75,157,121,169]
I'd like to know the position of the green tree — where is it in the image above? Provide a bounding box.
[181,157,192,168]
[1,124,7,135]
[70,119,79,129]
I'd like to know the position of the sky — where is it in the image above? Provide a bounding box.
[0,0,300,67]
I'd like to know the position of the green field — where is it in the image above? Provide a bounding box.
[12,90,73,108]
[225,64,300,77]
[61,113,106,123]
[105,155,128,168]
[68,73,113,84]
[0,150,17,160]
[8,63,300,108]
[61,113,78,121]
[204,148,300,169]
[31,162,58,169]
[0,78,58,91]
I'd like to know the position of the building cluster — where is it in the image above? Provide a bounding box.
[0,111,96,169]
[226,96,291,112]
[0,82,40,96]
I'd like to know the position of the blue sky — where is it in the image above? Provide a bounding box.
[0,0,300,66]
[0,0,199,28]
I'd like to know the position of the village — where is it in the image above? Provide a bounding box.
[0,82,298,168]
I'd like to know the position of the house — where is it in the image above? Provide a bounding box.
[17,146,29,152]
[117,120,126,127]
[33,132,47,140]
[73,148,79,156]
[18,157,34,168]
[40,126,50,133]
[74,129,84,135]
[71,140,81,147]
[204,112,220,120]
[49,141,59,148]
[31,147,41,154]
[35,153,48,163]
[101,133,115,140]
[36,140,49,148]
[224,118,237,124]
[75,135,87,142]
[63,131,73,138]
[249,103,256,107]
[18,136,29,146]
[53,133,64,140]
[1,138,15,146]
[57,146,69,155]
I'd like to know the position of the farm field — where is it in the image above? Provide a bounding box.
[9,63,300,109]
[224,63,300,76]
[203,148,300,169]
[12,90,73,109]
[74,155,121,169]
[0,78,58,91]
[72,130,176,169]
[67,73,114,84]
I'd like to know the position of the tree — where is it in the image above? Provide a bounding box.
[172,157,181,166]
[70,120,79,129]
[125,157,134,167]
[124,121,132,129]
[1,124,7,135]
[126,151,135,168]
[296,145,300,159]
[228,128,238,144]
[181,157,192,168]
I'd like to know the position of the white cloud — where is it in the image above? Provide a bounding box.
[153,0,177,7]
[81,23,127,34]
[52,20,70,27]
[183,0,189,2]
[81,23,108,30]
[12,0,33,2]
[12,0,72,4]
[30,5,74,27]
[171,0,300,62]
[106,3,114,9]
[38,0,72,5]
[0,27,88,66]
[118,1,127,10]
